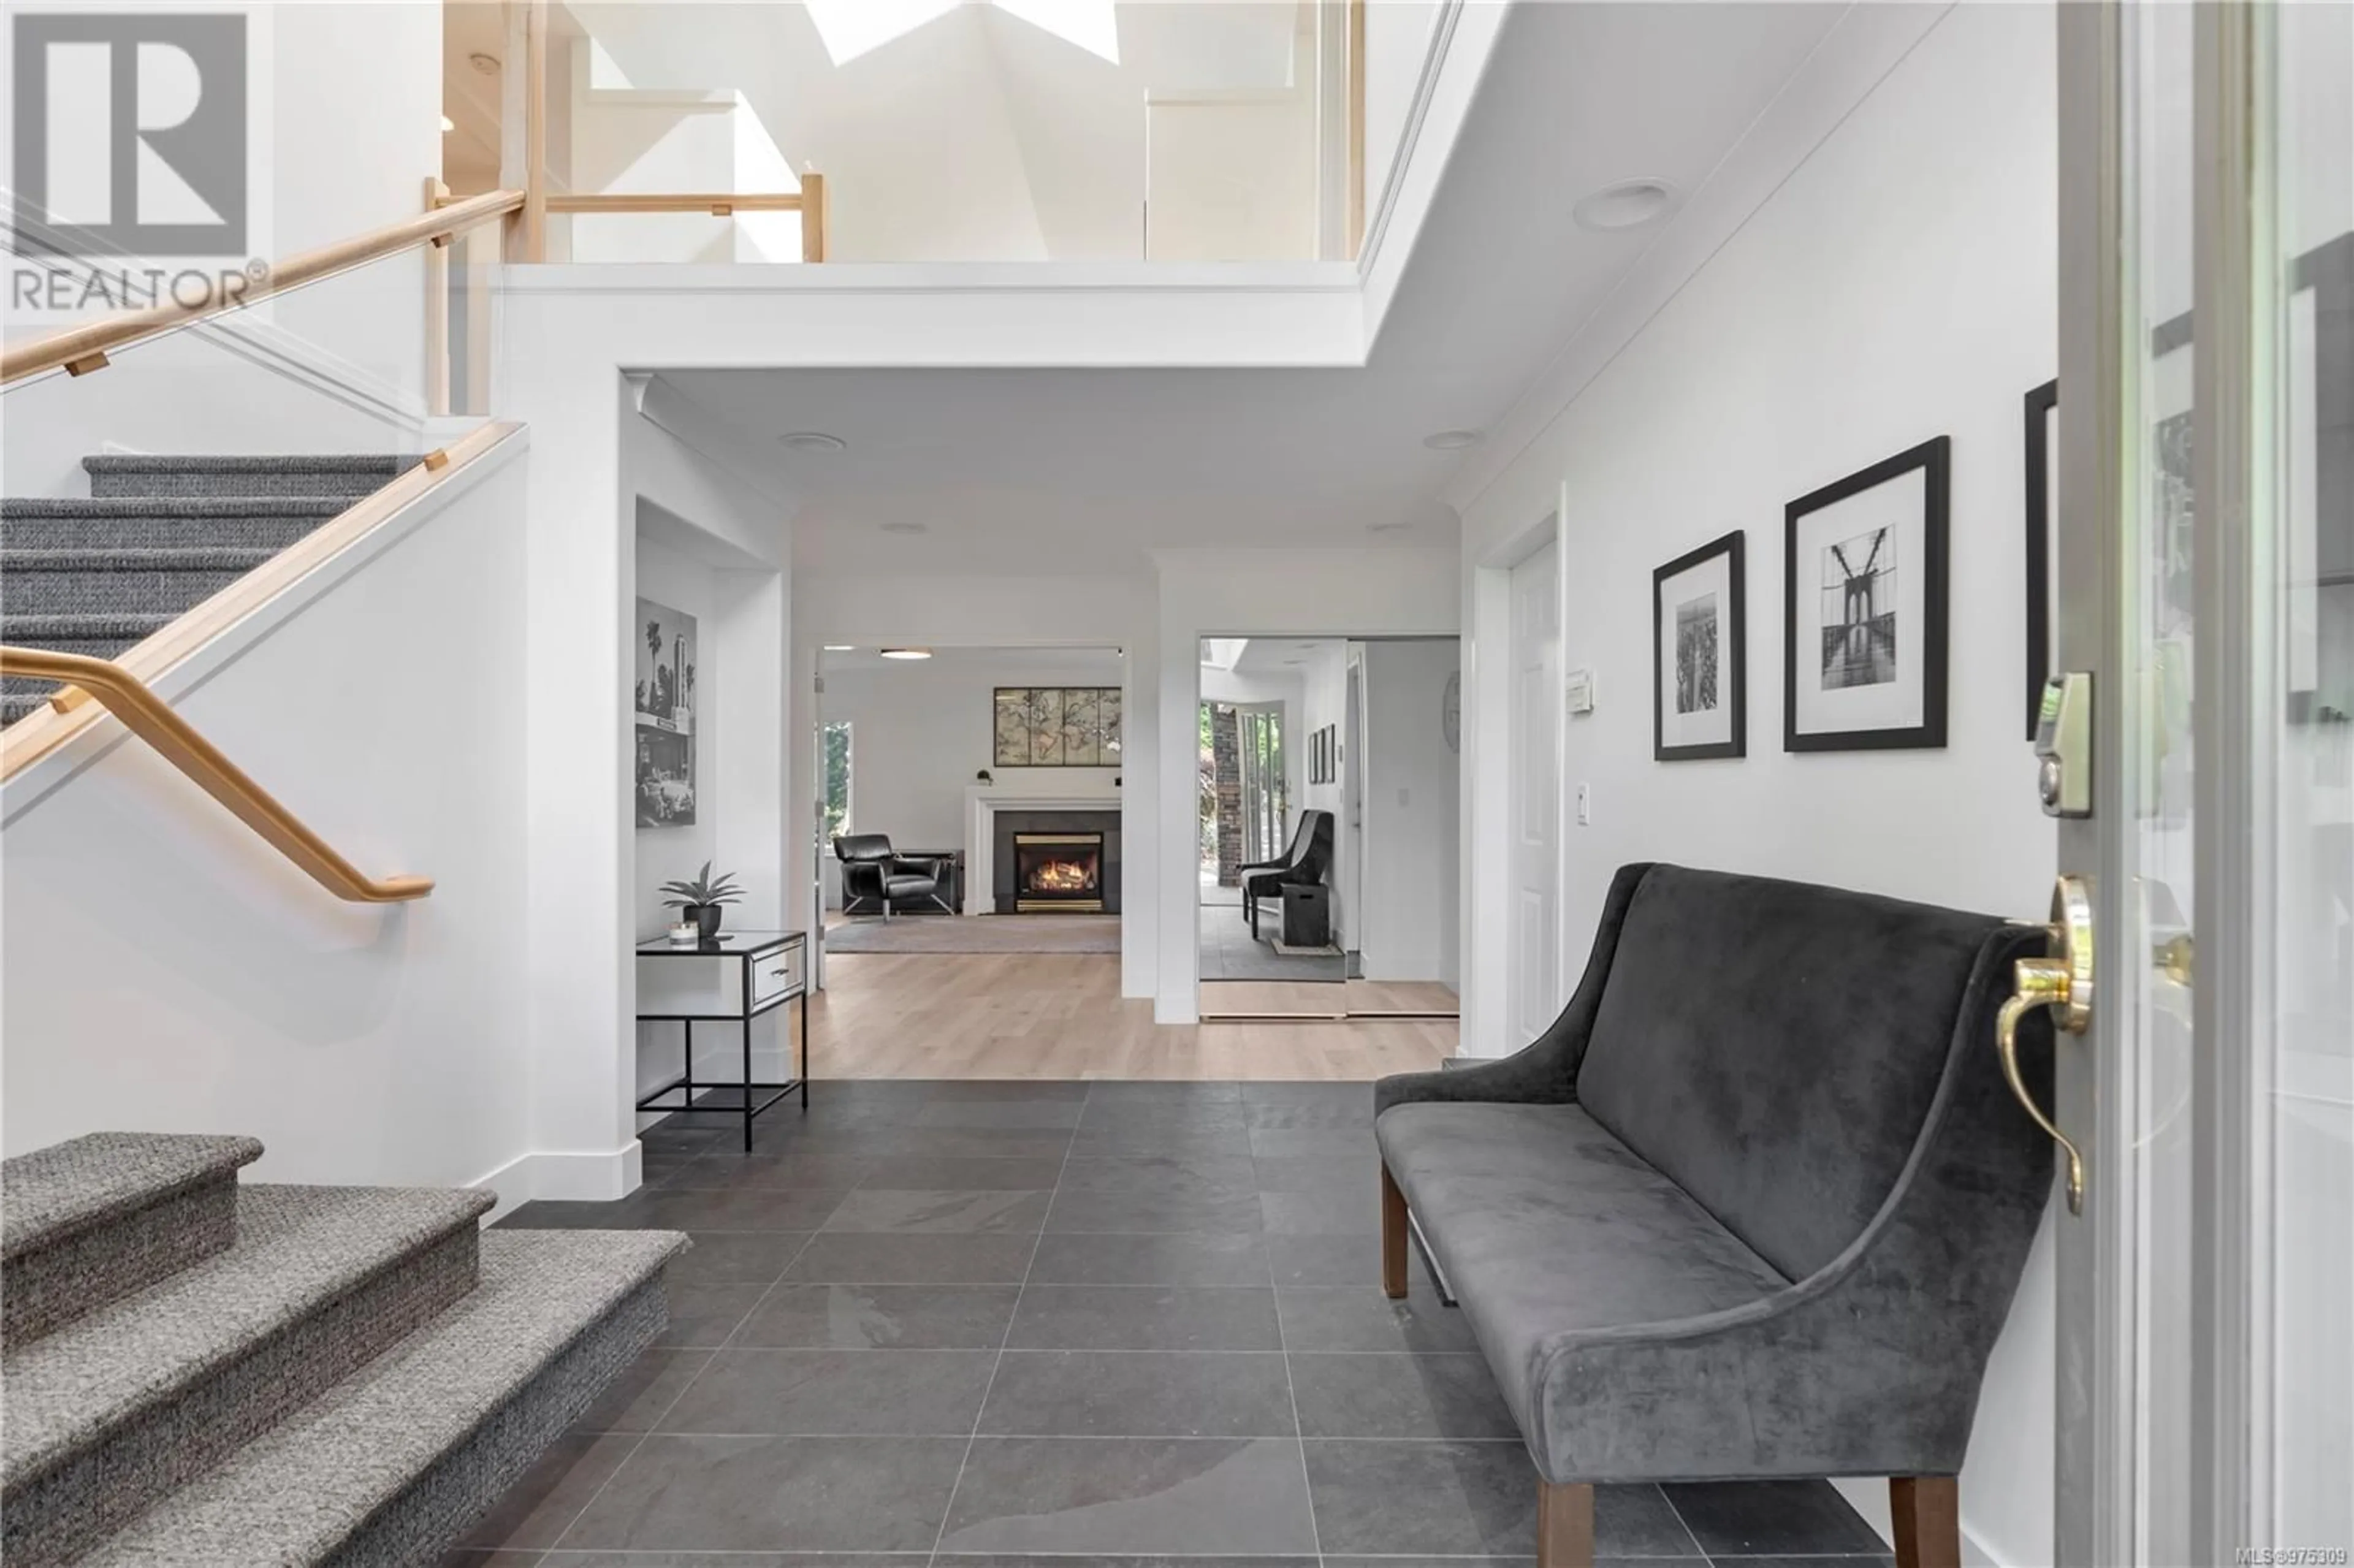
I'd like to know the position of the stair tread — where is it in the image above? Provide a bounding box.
[0,1134,260,1265]
[2,1183,495,1489]
[79,1228,687,1566]
[0,547,281,569]
[1,497,349,518]
[82,455,419,474]
[0,611,175,636]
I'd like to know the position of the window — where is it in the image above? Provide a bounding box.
[821,720,852,842]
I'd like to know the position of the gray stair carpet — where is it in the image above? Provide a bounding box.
[78,1228,686,1568]
[0,455,419,727]
[0,1133,261,1349]
[2,1183,494,1563]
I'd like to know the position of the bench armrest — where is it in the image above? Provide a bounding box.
[1375,863,1654,1117]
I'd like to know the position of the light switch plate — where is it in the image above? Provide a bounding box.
[1565,668,1596,715]
[1575,783,1591,826]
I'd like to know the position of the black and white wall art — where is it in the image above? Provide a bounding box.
[1653,530,1745,761]
[1783,436,1951,752]
[634,596,698,827]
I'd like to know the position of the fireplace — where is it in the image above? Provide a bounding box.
[1013,832,1105,913]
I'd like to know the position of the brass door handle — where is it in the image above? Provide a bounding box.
[1998,875,2095,1215]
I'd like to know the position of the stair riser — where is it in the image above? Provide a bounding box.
[88,473,389,501]
[2,568,254,620]
[1,1225,482,1567]
[0,1176,239,1351]
[330,1275,668,1568]
[0,517,330,552]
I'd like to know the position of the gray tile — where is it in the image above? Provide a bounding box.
[1250,1155,1374,1193]
[822,1188,1052,1234]
[1266,1233,1398,1287]
[938,1437,1320,1555]
[540,1556,928,1567]
[732,1282,1021,1349]
[457,1431,634,1549]
[436,1551,543,1567]
[1045,1185,1265,1235]
[1058,1153,1262,1197]
[935,1559,1308,1568]
[1260,1189,1380,1235]
[1007,1285,1282,1351]
[574,1347,712,1433]
[1275,1287,1480,1352]
[1083,1082,1245,1106]
[916,1099,1085,1129]
[1319,1560,1535,1568]
[1288,1353,1517,1439]
[553,1434,969,1552]
[1026,1231,1271,1287]
[657,1348,997,1435]
[855,1128,1080,1160]
[666,1231,809,1286]
[493,1199,638,1230]
[978,1351,1297,1437]
[784,1232,1038,1284]
[929,1079,1095,1102]
[1249,1128,1379,1159]
[665,1150,880,1189]
[1658,1480,1884,1556]
[1241,1090,1373,1129]
[1068,1121,1256,1159]
[630,1186,851,1231]
[653,1282,769,1347]
[1301,1439,1537,1556]
[1709,1559,1895,1568]
[855,1155,1069,1189]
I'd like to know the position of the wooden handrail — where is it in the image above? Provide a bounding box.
[546,192,806,214]
[0,647,433,903]
[1,188,525,386]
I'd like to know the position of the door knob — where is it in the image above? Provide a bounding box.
[1997,875,2094,1214]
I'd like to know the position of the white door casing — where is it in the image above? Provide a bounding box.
[1507,539,1563,1048]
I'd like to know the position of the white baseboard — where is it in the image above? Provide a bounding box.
[467,1141,646,1220]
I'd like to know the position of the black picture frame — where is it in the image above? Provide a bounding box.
[1651,530,1745,761]
[2024,379,2059,739]
[1782,435,1951,753]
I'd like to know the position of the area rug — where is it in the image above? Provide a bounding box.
[823,915,1121,955]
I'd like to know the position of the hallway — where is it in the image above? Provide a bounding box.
[461,1079,1895,1562]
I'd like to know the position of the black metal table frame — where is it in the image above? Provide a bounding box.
[635,936,810,1151]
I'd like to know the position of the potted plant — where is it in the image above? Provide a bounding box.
[660,861,743,940]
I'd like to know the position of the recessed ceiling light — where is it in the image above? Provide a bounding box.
[778,431,847,453]
[879,521,928,535]
[1572,178,1675,232]
[439,114,455,133]
[468,51,501,74]
[1422,429,1483,451]
[823,645,855,652]
[880,647,932,661]
[1368,520,1415,535]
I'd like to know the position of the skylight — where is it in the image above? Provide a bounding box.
[803,0,1119,67]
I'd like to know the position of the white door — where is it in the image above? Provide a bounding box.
[1506,540,1562,1047]
[2049,6,2351,1558]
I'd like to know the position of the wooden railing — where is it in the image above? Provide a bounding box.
[0,647,433,902]
[0,189,525,386]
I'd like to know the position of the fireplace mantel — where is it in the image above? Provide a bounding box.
[964,788,1122,917]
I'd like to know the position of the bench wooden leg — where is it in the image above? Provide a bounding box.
[1537,1479,1594,1568]
[1889,1477,1960,1568]
[1380,1163,1409,1298]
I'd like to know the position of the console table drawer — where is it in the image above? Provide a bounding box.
[752,943,804,1006]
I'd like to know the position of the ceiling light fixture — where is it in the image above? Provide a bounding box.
[1368,520,1415,535]
[1572,178,1676,232]
[777,431,847,453]
[468,51,501,74]
[1422,429,1483,451]
[823,645,855,652]
[880,647,933,661]
[880,521,929,535]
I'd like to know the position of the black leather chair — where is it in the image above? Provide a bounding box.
[1240,809,1335,940]
[834,834,950,919]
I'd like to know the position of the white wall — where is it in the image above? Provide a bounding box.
[0,440,541,1208]
[1361,637,1458,986]
[821,647,1125,854]
[1453,8,2055,1561]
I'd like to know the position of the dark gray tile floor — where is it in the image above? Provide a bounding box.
[449,1080,1893,1567]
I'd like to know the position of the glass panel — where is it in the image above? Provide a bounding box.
[2262,4,2352,1543]
[2120,6,2198,1560]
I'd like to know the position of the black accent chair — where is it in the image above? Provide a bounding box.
[1240,809,1335,940]
[834,834,950,919]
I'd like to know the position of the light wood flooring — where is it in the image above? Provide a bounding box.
[807,952,1457,1080]
[1198,978,1462,1019]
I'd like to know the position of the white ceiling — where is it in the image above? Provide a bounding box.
[1227,637,1342,676]
[820,644,1125,673]
[653,2,1853,576]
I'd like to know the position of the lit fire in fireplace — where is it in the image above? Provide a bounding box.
[1029,858,1095,892]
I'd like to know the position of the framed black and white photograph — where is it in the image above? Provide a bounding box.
[1652,530,1745,761]
[634,596,698,827]
[1783,436,1950,752]
[2024,379,2059,739]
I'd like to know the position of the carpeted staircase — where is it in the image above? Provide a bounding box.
[0,1131,683,1566]
[0,455,421,727]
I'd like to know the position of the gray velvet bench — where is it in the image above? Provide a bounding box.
[1374,862,2055,1568]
